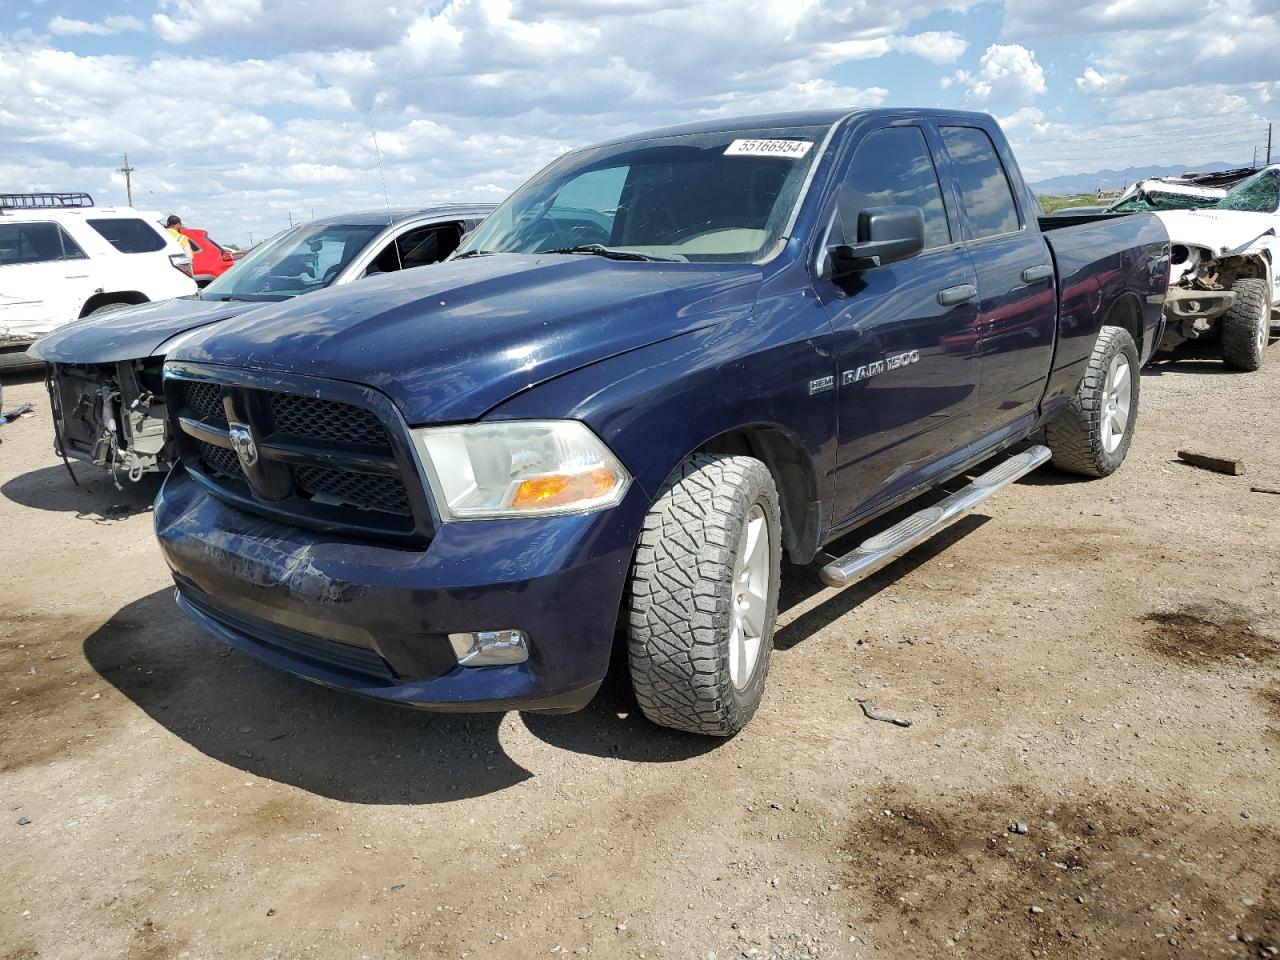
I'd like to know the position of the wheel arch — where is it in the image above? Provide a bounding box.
[80,291,149,317]
[690,422,823,565]
[1100,291,1144,354]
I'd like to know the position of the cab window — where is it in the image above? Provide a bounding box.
[366,223,464,275]
[832,126,951,250]
[939,126,1021,239]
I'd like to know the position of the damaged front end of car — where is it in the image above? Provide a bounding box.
[47,359,174,485]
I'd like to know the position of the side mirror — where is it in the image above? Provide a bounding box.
[828,205,926,277]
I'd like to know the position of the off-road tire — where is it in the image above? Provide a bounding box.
[1220,278,1269,372]
[1044,326,1140,478]
[625,453,781,736]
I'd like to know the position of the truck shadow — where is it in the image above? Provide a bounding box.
[1,463,160,520]
[84,590,718,804]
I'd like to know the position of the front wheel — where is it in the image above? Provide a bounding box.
[625,454,781,736]
[1220,277,1269,371]
[1044,326,1140,478]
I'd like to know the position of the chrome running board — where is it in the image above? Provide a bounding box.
[819,444,1052,589]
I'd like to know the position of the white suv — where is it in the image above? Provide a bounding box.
[0,193,198,369]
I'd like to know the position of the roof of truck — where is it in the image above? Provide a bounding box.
[586,108,997,150]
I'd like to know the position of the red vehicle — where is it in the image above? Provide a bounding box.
[180,228,236,287]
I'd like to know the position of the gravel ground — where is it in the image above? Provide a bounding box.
[1,346,1277,960]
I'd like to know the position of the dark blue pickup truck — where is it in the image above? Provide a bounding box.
[154,109,1168,736]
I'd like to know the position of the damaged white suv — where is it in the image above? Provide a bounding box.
[1156,166,1279,370]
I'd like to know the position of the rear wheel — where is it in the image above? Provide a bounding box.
[1220,277,1269,371]
[625,453,781,736]
[1044,326,1140,478]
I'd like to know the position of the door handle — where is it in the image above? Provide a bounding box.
[937,283,978,306]
[64,275,89,280]
[1021,264,1053,283]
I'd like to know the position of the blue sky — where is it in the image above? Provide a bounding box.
[2,0,1276,244]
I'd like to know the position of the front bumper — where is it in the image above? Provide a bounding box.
[154,466,648,712]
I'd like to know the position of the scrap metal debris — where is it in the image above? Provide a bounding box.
[856,698,912,728]
[1177,449,1245,476]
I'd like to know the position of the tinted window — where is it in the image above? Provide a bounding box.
[0,222,87,265]
[88,218,168,253]
[940,126,1021,239]
[835,126,950,250]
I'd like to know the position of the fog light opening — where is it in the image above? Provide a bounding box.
[448,630,529,667]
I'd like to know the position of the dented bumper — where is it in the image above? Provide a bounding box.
[154,466,646,712]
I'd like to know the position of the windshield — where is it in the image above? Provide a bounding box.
[457,124,831,263]
[1214,168,1280,212]
[202,221,385,301]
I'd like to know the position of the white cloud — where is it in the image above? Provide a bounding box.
[1,0,1153,246]
[1006,0,1280,93]
[949,43,1046,109]
[1075,67,1126,94]
[48,14,146,36]
[891,31,969,65]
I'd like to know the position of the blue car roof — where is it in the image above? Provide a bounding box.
[586,108,996,150]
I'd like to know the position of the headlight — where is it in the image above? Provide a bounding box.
[413,420,630,520]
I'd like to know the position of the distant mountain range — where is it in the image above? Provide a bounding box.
[1030,161,1249,196]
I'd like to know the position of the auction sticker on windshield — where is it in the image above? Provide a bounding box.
[724,139,814,158]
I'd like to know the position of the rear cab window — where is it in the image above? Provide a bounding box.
[87,218,169,253]
[939,126,1022,239]
[0,221,87,265]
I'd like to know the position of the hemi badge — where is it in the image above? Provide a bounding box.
[808,376,835,395]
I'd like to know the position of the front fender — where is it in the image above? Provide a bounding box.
[487,290,838,522]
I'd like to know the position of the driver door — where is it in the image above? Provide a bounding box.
[814,122,984,524]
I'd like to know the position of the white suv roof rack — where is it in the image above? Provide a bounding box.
[0,192,95,212]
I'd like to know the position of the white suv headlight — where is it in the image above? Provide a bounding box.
[412,420,631,520]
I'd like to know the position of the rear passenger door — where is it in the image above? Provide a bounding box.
[815,121,984,523]
[0,221,94,335]
[934,123,1056,448]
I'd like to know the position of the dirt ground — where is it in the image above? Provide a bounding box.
[1,348,1277,960]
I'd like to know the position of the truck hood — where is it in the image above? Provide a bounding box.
[173,254,762,424]
[28,297,262,365]
[1153,209,1276,256]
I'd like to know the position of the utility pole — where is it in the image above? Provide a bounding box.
[1267,123,1272,165]
[118,153,136,206]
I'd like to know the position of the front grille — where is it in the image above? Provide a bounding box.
[198,439,242,479]
[270,394,389,448]
[184,381,227,427]
[293,463,411,515]
[169,371,432,543]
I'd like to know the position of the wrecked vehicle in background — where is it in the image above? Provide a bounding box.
[1154,166,1279,370]
[28,204,494,484]
[1108,166,1260,213]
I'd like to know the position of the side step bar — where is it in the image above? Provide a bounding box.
[819,444,1052,589]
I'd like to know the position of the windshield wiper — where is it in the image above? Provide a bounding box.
[452,249,494,260]
[540,244,685,263]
